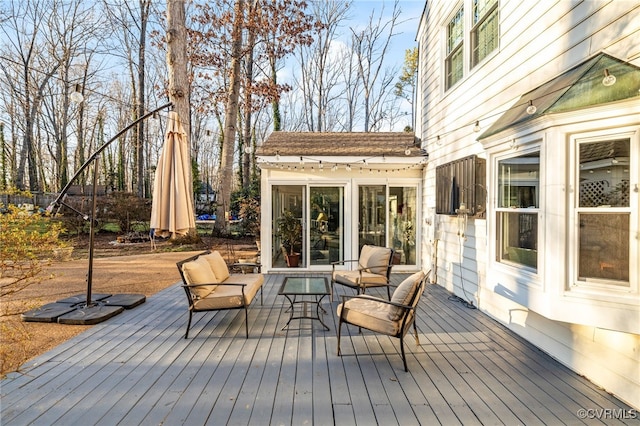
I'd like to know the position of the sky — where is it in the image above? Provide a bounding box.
[350,0,424,65]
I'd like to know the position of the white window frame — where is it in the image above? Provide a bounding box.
[443,0,500,91]
[444,5,464,90]
[567,129,639,300]
[495,149,540,272]
[470,0,499,68]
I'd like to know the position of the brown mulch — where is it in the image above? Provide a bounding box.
[0,232,259,377]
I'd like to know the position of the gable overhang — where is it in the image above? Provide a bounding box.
[478,52,640,143]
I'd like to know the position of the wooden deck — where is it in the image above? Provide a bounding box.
[1,273,637,425]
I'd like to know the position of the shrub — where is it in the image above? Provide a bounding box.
[102,192,151,233]
[239,196,260,237]
[0,205,66,308]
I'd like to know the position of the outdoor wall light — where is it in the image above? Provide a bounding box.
[346,164,352,172]
[456,202,470,240]
[70,84,84,103]
[602,69,616,87]
[318,160,323,171]
[473,121,481,132]
[526,100,537,115]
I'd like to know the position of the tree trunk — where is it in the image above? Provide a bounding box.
[136,0,149,198]
[215,0,244,234]
[242,7,256,188]
[166,0,192,212]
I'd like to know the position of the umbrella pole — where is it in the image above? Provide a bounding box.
[86,158,99,308]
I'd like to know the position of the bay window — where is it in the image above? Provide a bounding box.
[496,151,539,270]
[576,138,631,286]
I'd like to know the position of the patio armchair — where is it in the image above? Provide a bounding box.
[177,250,264,339]
[336,270,429,372]
[331,245,396,300]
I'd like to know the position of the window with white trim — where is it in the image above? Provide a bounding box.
[496,151,539,270]
[575,137,631,286]
[446,6,464,90]
[471,0,498,68]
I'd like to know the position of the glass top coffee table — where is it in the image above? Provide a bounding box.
[278,277,331,331]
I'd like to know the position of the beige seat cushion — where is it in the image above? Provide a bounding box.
[358,245,392,275]
[193,274,264,310]
[337,297,403,336]
[333,270,389,287]
[181,256,218,298]
[389,271,424,321]
[202,251,230,282]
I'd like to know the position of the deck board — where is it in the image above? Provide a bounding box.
[2,273,637,426]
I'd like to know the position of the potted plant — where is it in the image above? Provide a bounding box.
[276,210,302,267]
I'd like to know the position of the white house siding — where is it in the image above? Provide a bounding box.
[418,0,640,408]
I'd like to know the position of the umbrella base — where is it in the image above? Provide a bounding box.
[102,294,146,309]
[58,305,124,325]
[21,303,78,323]
[21,293,146,324]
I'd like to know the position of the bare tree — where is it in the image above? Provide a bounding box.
[350,0,401,132]
[294,0,351,131]
[0,0,63,190]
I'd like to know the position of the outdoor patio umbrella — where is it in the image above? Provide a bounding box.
[150,111,195,239]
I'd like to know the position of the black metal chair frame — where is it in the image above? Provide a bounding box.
[337,272,429,372]
[176,251,262,339]
[331,246,396,300]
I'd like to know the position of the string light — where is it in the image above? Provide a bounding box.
[526,100,537,115]
[602,69,616,86]
[70,84,84,103]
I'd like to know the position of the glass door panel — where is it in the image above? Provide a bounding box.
[272,185,304,268]
[359,185,386,249]
[309,187,343,266]
[389,187,417,265]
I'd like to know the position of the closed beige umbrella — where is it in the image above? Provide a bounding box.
[150,111,195,238]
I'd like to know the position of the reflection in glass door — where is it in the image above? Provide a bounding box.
[359,185,386,249]
[358,185,418,265]
[389,187,417,265]
[272,185,304,268]
[309,187,343,266]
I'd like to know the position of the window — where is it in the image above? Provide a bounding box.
[496,151,539,270]
[446,7,464,90]
[471,0,498,68]
[389,187,417,265]
[359,184,419,266]
[576,138,630,285]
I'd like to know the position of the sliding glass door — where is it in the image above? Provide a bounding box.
[309,186,344,266]
[358,185,417,265]
[272,185,344,268]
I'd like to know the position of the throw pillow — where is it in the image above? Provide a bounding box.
[202,251,230,282]
[182,256,218,298]
[389,271,425,321]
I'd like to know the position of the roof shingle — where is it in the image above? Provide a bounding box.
[256,132,422,157]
